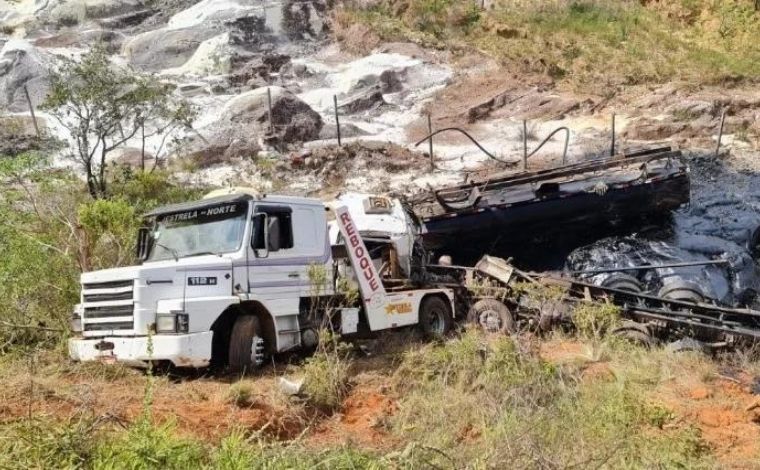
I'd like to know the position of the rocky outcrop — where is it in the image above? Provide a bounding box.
[98,9,156,29]
[33,29,126,53]
[0,115,58,157]
[223,86,323,143]
[107,146,156,168]
[167,0,259,29]
[122,27,218,71]
[0,40,50,112]
[46,0,145,24]
[338,85,385,114]
[161,33,232,76]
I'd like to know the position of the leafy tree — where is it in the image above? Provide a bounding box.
[43,45,195,199]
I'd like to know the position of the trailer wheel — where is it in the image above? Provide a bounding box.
[601,274,643,293]
[467,299,516,334]
[228,315,266,373]
[419,296,453,338]
[658,280,705,304]
[612,321,655,347]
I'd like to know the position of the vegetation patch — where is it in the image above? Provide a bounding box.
[335,0,760,89]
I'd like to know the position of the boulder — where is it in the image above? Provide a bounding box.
[338,86,385,114]
[182,133,261,168]
[0,115,48,156]
[168,0,259,29]
[47,0,144,23]
[319,122,370,140]
[161,33,232,76]
[222,86,322,143]
[122,26,218,71]
[34,29,125,53]
[380,69,402,93]
[98,9,156,29]
[0,40,50,113]
[227,15,274,49]
[107,146,155,168]
[229,53,291,86]
[623,118,687,141]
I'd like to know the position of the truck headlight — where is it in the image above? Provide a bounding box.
[156,313,189,334]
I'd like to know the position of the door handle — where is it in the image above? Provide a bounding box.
[288,273,300,278]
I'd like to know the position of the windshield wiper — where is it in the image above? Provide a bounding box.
[154,242,179,262]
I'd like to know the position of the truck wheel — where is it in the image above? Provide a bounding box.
[419,296,453,338]
[612,321,656,348]
[601,274,643,293]
[228,315,266,373]
[658,280,705,304]
[467,298,516,334]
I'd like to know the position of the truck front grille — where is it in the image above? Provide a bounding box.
[84,321,134,332]
[82,279,135,334]
[83,305,134,319]
[82,280,133,290]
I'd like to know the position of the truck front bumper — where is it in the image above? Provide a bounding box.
[68,332,213,368]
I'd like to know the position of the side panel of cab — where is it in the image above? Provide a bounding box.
[246,199,333,351]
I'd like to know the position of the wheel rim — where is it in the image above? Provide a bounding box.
[478,309,502,332]
[425,308,443,334]
[250,335,265,367]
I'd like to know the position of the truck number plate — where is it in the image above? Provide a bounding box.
[188,276,217,286]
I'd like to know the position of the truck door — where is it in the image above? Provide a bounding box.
[247,203,329,298]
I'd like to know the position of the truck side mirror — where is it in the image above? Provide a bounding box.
[252,212,269,258]
[136,227,151,261]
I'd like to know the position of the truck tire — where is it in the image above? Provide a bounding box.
[601,273,643,293]
[612,320,656,348]
[467,298,516,334]
[228,315,266,373]
[419,296,453,338]
[658,280,705,304]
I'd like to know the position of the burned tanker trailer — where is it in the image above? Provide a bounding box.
[566,153,760,312]
[408,147,690,266]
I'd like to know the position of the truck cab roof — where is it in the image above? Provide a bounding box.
[144,190,324,218]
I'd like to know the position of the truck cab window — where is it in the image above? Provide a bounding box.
[253,208,294,251]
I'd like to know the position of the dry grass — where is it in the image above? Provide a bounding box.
[335,0,760,91]
[3,326,759,467]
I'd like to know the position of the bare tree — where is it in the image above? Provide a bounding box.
[43,46,194,198]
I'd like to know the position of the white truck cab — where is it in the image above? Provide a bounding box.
[68,189,454,370]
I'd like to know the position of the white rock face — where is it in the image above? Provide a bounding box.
[161,33,232,77]
[45,0,143,23]
[168,0,261,29]
[122,27,218,71]
[222,86,288,120]
[0,0,38,27]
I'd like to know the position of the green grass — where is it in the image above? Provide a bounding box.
[335,0,760,90]
[386,330,712,468]
[0,330,728,468]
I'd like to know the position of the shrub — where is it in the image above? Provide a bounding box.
[573,300,620,341]
[0,153,205,351]
[0,416,97,469]
[226,382,254,408]
[93,416,205,470]
[211,431,257,470]
[78,198,139,270]
[301,333,352,412]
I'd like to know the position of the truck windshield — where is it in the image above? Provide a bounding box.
[147,201,248,261]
